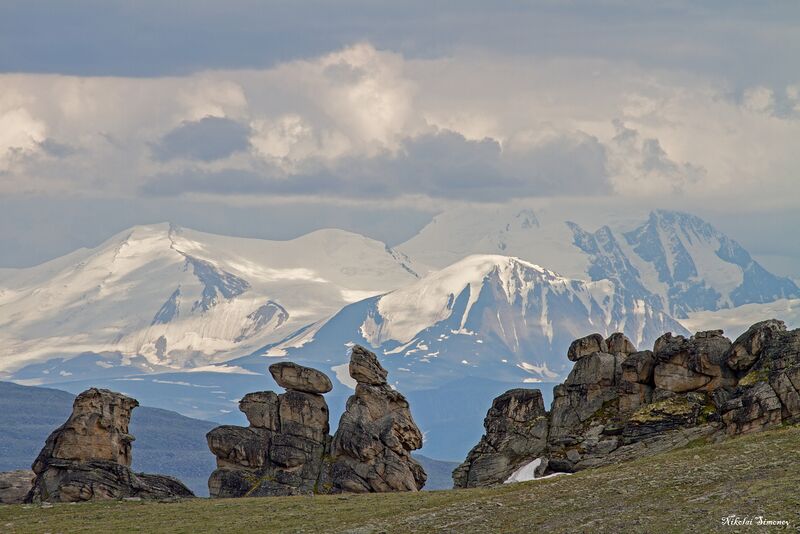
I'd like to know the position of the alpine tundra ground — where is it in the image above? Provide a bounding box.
[2,425,799,534]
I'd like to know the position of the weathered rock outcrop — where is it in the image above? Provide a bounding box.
[207,363,331,498]
[0,470,34,504]
[452,389,548,487]
[207,347,426,497]
[329,346,426,493]
[455,321,800,487]
[26,388,193,502]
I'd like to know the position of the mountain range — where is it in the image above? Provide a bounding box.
[1,205,797,460]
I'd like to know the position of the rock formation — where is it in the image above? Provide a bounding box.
[206,347,426,497]
[452,389,548,488]
[26,388,193,502]
[455,320,800,487]
[0,470,34,504]
[329,345,426,492]
[207,363,331,498]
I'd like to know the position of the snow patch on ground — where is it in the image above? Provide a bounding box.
[504,458,573,484]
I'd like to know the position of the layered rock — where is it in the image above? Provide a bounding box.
[452,389,548,488]
[207,364,331,498]
[329,346,426,493]
[207,349,426,497]
[455,322,800,487]
[0,470,34,504]
[26,388,193,502]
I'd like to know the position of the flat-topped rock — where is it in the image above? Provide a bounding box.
[269,362,333,394]
[27,388,193,502]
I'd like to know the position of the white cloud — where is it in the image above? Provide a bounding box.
[0,90,47,171]
[742,86,775,114]
[0,43,798,210]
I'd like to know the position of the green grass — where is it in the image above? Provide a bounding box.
[3,425,800,533]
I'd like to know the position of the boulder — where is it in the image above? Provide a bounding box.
[721,382,783,435]
[330,345,426,493]
[27,388,193,502]
[653,363,712,392]
[239,391,280,431]
[606,333,636,355]
[269,362,333,394]
[0,470,34,504]
[567,333,607,362]
[33,387,138,471]
[452,389,549,488]
[727,319,787,372]
[349,345,389,385]
[653,330,735,392]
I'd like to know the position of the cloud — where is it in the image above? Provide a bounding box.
[0,104,46,170]
[38,138,78,157]
[142,129,611,201]
[608,120,705,195]
[0,42,798,209]
[151,116,252,162]
[742,86,775,114]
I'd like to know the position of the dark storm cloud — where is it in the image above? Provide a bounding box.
[141,129,611,201]
[151,116,252,162]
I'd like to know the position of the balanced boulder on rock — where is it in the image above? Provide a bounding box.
[26,388,193,502]
[206,349,427,497]
[208,362,331,498]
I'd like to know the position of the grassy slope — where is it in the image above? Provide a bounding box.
[2,425,799,533]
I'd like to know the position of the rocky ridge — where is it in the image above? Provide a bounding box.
[26,388,194,502]
[206,345,425,497]
[454,319,800,487]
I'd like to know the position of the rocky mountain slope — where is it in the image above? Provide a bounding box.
[2,424,798,532]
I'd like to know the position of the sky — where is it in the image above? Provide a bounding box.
[1,1,799,276]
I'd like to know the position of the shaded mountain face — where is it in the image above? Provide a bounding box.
[621,210,798,317]
[254,255,686,389]
[399,207,798,319]
[0,223,419,381]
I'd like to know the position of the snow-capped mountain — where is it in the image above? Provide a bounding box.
[247,255,685,389]
[1,211,795,461]
[399,206,798,319]
[0,223,420,381]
